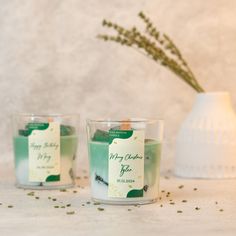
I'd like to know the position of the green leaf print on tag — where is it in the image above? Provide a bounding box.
[22,123,50,136]
[126,188,143,198]
[46,174,60,182]
[126,185,149,198]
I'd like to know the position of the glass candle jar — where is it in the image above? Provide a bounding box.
[87,118,164,205]
[13,114,79,189]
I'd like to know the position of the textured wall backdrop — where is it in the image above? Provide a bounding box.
[1,0,236,172]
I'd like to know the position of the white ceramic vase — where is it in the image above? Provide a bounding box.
[175,92,236,178]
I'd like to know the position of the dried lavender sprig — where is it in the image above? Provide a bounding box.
[98,13,205,93]
[138,12,202,91]
[98,31,201,92]
[100,22,180,72]
[109,19,203,92]
[99,23,202,92]
[139,12,189,67]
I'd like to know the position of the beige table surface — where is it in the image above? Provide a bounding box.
[0,160,236,236]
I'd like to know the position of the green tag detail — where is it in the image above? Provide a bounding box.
[26,122,49,130]
[19,123,49,136]
[109,130,133,144]
[127,188,144,198]
[19,123,76,137]
[46,174,60,182]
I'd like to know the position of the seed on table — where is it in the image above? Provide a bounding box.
[97,208,104,211]
[178,185,184,189]
[195,207,200,210]
[193,188,198,191]
[182,200,187,203]
[66,211,75,215]
[93,202,101,205]
[8,205,13,208]
[27,192,35,196]
[177,210,183,213]
[219,209,224,212]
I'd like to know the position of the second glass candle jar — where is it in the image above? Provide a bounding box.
[13,114,79,189]
[87,118,164,205]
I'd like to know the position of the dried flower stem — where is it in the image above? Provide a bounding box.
[98,12,204,93]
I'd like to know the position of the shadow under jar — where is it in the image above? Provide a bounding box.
[13,114,79,189]
[87,118,164,205]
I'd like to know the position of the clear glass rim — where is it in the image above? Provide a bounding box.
[86,118,163,124]
[13,113,79,118]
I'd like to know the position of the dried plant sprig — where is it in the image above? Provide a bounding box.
[98,12,204,93]
[138,12,200,89]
